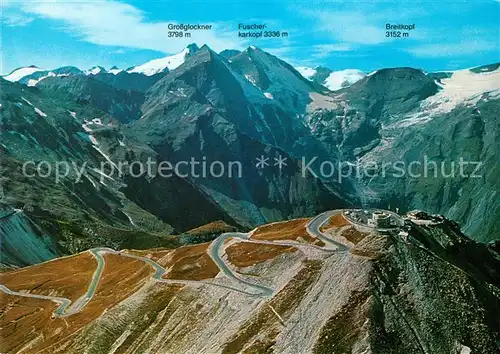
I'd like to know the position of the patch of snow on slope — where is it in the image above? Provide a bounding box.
[458,344,471,354]
[82,123,93,132]
[21,97,33,106]
[93,146,118,169]
[91,167,116,181]
[324,69,366,91]
[245,74,257,86]
[127,47,190,76]
[123,212,137,227]
[27,72,56,86]
[296,67,317,80]
[4,67,44,82]
[34,107,47,117]
[395,68,500,128]
[86,175,98,189]
[88,135,99,145]
[29,72,70,87]
[27,78,41,87]
[264,92,274,99]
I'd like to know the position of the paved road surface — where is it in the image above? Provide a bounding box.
[306,210,350,252]
[0,210,352,317]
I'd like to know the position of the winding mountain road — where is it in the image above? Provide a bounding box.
[0,210,352,317]
[208,232,275,297]
[0,284,71,317]
[306,210,350,252]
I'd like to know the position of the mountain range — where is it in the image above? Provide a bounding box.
[1,41,500,354]
[5,44,366,92]
[1,44,499,270]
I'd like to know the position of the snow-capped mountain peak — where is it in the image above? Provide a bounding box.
[86,66,107,75]
[3,66,45,82]
[108,66,122,75]
[324,69,365,91]
[127,43,199,76]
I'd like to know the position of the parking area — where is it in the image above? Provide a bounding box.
[343,209,403,230]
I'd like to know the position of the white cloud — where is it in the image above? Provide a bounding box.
[1,11,34,27]
[15,0,244,53]
[407,40,497,58]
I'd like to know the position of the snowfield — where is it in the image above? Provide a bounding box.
[127,47,192,76]
[296,67,317,80]
[4,67,44,82]
[294,66,366,90]
[324,69,365,91]
[423,67,500,114]
[394,67,500,129]
[108,67,122,75]
[34,107,47,118]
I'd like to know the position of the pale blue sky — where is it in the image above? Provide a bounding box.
[1,0,499,74]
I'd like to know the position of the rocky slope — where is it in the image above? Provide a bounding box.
[329,66,499,242]
[36,75,145,123]
[134,45,349,227]
[0,47,350,267]
[1,44,499,262]
[300,63,499,242]
[1,211,499,353]
[0,77,245,266]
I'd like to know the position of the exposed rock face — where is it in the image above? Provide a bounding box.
[219,49,242,60]
[36,75,145,123]
[91,71,166,93]
[340,68,499,242]
[355,97,499,242]
[309,66,333,86]
[134,46,349,227]
[1,212,498,353]
[0,203,59,268]
[306,68,440,160]
[228,46,324,112]
[344,68,440,113]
